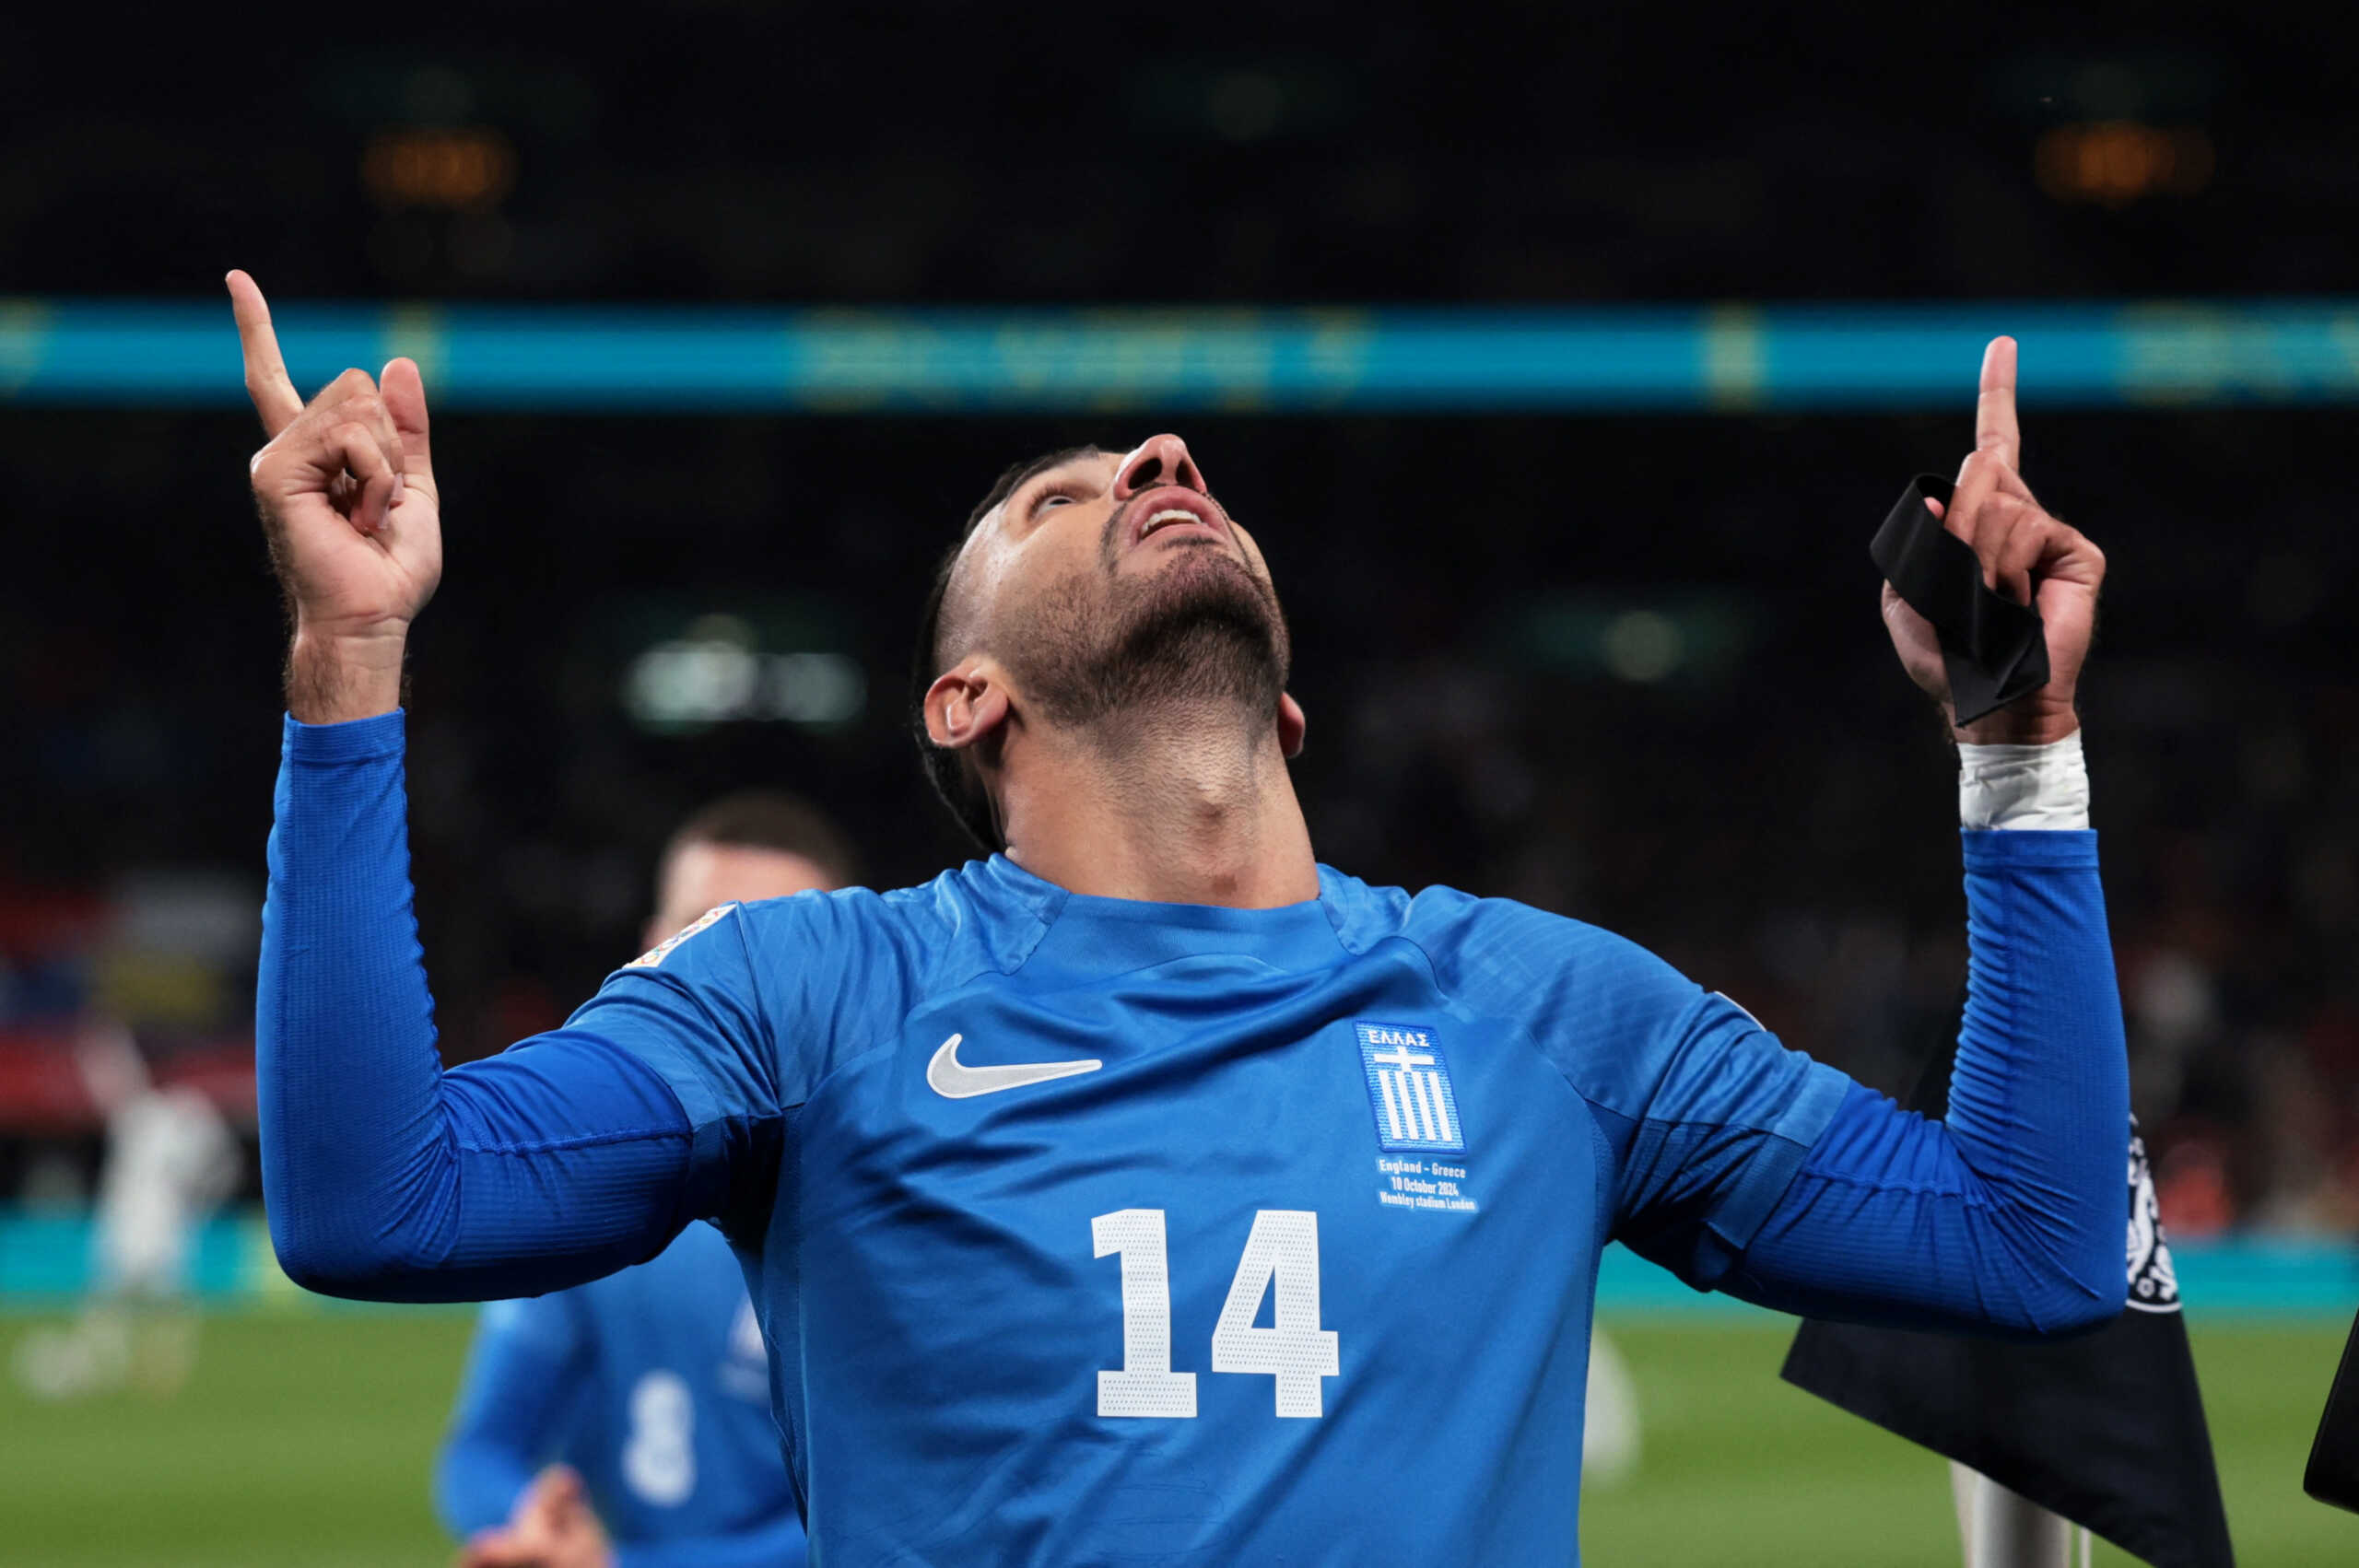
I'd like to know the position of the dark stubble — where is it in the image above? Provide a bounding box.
[1010,529,1292,735]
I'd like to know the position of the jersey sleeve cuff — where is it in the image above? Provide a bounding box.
[283,708,406,766]
[1958,731,2088,830]
[1959,825,2099,870]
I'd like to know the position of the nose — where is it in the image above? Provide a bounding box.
[1112,434,1206,500]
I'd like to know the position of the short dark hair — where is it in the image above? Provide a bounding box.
[910,445,1103,853]
[663,789,860,888]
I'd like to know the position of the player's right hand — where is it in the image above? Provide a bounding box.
[454,1466,615,1568]
[229,270,442,654]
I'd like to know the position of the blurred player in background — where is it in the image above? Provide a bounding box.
[13,1024,239,1398]
[436,790,852,1568]
[1581,1326,1643,1490]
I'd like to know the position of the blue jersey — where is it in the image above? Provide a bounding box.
[578,855,1847,1562]
[436,1223,806,1568]
[258,714,2128,1568]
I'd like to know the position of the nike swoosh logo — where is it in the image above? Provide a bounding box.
[926,1033,1102,1099]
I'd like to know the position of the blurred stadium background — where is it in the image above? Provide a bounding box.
[4,6,2357,1562]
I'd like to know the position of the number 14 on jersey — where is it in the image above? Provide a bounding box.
[1092,1208,1341,1420]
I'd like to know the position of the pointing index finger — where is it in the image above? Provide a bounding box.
[1975,334,2021,472]
[226,269,304,439]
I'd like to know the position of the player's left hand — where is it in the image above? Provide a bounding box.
[1880,336,2106,745]
[454,1466,614,1568]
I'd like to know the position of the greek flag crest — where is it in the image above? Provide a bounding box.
[1355,1021,1464,1153]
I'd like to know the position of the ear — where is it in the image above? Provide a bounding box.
[925,661,1012,752]
[1277,692,1308,759]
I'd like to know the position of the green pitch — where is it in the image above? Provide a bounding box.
[0,1307,2344,1564]
[1580,1316,2350,1565]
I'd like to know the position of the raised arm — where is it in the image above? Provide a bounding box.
[1589,340,2124,1336]
[1732,337,2124,1333]
[1721,759,2124,1335]
[235,273,717,1301]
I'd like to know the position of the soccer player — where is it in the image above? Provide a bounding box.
[13,1025,239,1399]
[434,793,851,1568]
[230,269,2126,1563]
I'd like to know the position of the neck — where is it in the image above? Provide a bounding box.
[995,702,1319,907]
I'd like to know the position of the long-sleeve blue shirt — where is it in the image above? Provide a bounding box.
[261,711,2127,1565]
[435,1223,805,1568]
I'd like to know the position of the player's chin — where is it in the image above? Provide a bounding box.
[1128,549,1278,624]
[1149,541,1277,602]
[1115,565,1290,686]
[1121,534,1247,579]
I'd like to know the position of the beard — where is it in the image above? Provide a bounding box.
[1008,543,1292,736]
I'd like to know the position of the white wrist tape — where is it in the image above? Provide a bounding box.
[1958,732,2089,831]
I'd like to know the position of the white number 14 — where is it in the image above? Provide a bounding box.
[1092,1208,1340,1420]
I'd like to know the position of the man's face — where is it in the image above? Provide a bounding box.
[944,435,1291,731]
[647,841,835,946]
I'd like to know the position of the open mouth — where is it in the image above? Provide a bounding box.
[1126,486,1227,550]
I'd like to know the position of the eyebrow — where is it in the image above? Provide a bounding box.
[1011,452,1109,508]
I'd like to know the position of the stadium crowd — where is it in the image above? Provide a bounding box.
[1,8,2353,1259]
[0,404,2348,1244]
